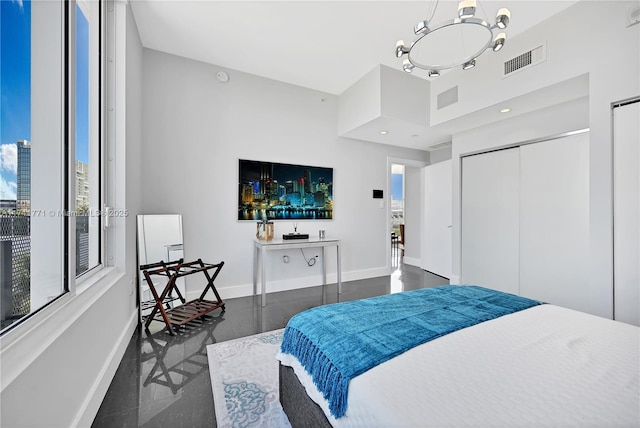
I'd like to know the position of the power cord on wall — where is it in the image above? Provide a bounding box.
[300,249,318,267]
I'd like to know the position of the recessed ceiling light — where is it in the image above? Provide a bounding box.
[380,130,389,135]
[500,108,511,113]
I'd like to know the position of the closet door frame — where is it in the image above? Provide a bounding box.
[612,96,640,326]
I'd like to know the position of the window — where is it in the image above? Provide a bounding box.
[75,0,101,277]
[0,0,103,333]
[390,164,405,236]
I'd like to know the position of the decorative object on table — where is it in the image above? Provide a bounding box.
[207,329,291,428]
[282,221,309,240]
[395,0,510,76]
[319,230,326,239]
[256,219,275,241]
[238,159,334,221]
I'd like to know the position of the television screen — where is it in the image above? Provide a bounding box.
[238,159,333,221]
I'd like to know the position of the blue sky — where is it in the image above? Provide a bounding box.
[76,3,89,167]
[0,0,89,201]
[0,0,31,200]
[391,173,403,201]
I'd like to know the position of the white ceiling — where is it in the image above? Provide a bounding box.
[129,0,580,150]
[130,0,579,95]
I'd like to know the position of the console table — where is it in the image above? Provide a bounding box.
[253,237,342,307]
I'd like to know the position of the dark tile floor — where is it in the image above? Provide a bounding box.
[92,258,449,428]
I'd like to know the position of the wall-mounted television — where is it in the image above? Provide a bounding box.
[238,159,333,221]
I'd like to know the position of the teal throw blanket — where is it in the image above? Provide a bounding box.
[280,285,543,418]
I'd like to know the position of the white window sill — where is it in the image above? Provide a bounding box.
[0,266,125,392]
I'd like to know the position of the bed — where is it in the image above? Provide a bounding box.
[276,285,640,427]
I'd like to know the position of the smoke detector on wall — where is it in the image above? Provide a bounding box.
[216,71,229,83]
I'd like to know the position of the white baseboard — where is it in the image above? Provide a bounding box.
[403,256,421,268]
[343,266,390,282]
[449,275,461,284]
[72,308,138,428]
[187,266,391,301]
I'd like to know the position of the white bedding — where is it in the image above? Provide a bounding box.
[277,304,640,427]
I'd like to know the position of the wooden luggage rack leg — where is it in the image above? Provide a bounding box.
[141,259,186,334]
[142,259,225,335]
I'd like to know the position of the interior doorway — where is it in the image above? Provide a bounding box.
[387,157,428,284]
[391,163,405,267]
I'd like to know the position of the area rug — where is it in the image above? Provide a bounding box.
[207,329,292,428]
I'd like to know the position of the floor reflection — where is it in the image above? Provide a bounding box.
[141,315,221,394]
[93,262,448,428]
[390,266,404,294]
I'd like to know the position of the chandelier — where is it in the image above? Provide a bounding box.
[395,0,510,77]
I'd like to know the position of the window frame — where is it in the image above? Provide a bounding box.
[71,0,105,287]
[0,0,106,336]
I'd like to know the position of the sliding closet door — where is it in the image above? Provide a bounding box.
[614,101,640,326]
[423,160,452,278]
[461,148,520,294]
[519,133,590,311]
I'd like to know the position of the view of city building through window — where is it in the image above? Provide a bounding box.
[391,164,405,236]
[0,0,100,331]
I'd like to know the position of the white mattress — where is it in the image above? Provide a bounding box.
[277,305,640,427]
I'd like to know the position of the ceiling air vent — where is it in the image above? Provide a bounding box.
[503,44,546,77]
[437,86,458,110]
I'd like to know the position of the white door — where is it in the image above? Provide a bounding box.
[461,148,520,294]
[519,133,590,310]
[422,160,452,278]
[614,101,640,326]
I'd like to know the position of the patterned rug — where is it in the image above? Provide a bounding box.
[207,329,292,428]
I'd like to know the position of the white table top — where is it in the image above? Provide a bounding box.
[254,237,340,248]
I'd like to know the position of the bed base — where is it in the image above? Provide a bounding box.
[279,363,333,428]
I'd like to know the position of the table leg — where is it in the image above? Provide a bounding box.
[337,244,342,294]
[253,243,258,298]
[261,246,267,307]
[321,247,327,285]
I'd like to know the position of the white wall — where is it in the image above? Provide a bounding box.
[379,64,429,125]
[428,146,452,164]
[446,1,639,319]
[338,65,381,135]
[338,64,434,149]
[0,2,143,426]
[141,49,430,299]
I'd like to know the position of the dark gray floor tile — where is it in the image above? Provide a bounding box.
[92,262,447,427]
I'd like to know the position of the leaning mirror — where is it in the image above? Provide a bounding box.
[136,214,184,319]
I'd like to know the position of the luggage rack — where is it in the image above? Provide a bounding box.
[140,258,225,335]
